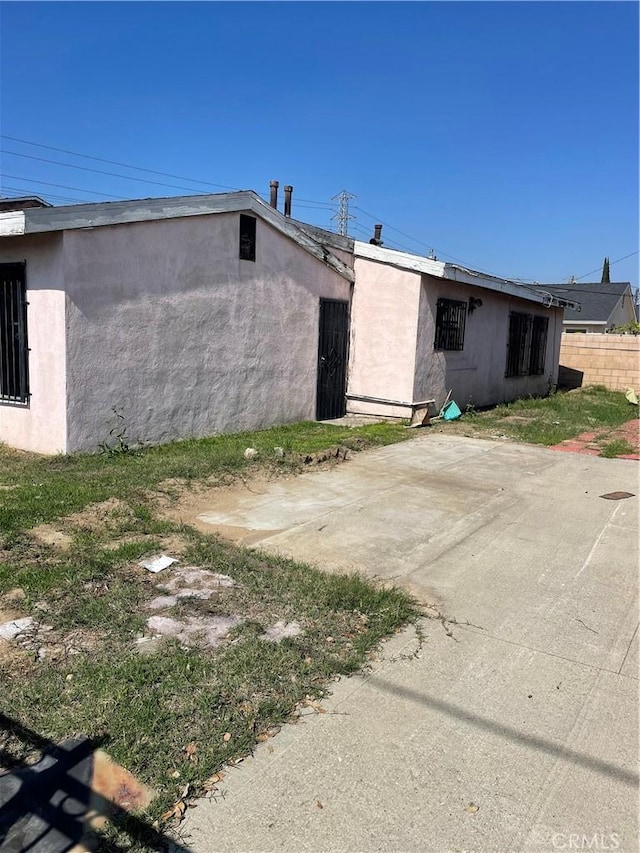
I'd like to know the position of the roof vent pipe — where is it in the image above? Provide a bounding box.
[269,180,279,209]
[369,224,383,246]
[283,185,293,218]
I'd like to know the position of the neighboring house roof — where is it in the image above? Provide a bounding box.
[0,191,354,283]
[0,196,52,212]
[528,282,635,323]
[354,242,578,310]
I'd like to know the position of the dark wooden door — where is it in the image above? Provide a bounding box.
[316,299,348,420]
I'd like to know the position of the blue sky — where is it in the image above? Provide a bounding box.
[0,1,638,287]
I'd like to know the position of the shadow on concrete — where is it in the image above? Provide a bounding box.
[371,678,638,788]
[0,714,193,853]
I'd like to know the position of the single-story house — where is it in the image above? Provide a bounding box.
[0,190,354,454]
[0,189,576,454]
[528,281,637,333]
[346,241,575,418]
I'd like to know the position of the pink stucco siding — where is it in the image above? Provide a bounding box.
[0,233,67,453]
[347,256,564,417]
[415,274,564,409]
[347,257,420,416]
[62,213,352,452]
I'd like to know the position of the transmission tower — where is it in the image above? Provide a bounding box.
[331,190,356,236]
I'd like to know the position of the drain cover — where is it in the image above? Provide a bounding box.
[599,491,635,500]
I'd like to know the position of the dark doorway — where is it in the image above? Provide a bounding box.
[0,262,29,404]
[316,298,348,420]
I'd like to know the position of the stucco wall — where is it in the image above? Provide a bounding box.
[608,294,636,330]
[0,233,67,453]
[565,292,637,333]
[414,276,563,409]
[558,333,640,391]
[346,260,563,418]
[62,213,351,452]
[346,257,421,416]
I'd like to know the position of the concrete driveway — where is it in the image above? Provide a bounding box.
[183,435,639,853]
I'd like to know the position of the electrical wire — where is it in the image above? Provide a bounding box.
[0,135,337,207]
[349,222,412,253]
[0,185,87,204]
[0,174,126,199]
[530,286,636,296]
[0,149,236,195]
[5,135,633,285]
[572,251,639,282]
[352,204,536,281]
[0,134,240,191]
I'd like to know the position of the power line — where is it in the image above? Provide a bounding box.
[0,173,125,199]
[1,185,88,204]
[0,134,240,191]
[573,251,639,282]
[0,149,232,195]
[531,287,636,297]
[349,221,413,253]
[352,205,527,280]
[0,134,337,207]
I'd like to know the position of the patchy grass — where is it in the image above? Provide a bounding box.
[598,438,635,458]
[439,386,637,446]
[1,527,415,792]
[4,392,633,847]
[0,420,417,851]
[0,420,409,541]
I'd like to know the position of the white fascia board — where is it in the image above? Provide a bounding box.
[564,319,606,325]
[354,241,577,310]
[0,211,25,236]
[354,241,446,277]
[442,263,574,308]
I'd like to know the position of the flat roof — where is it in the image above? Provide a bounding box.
[0,191,354,283]
[354,242,578,310]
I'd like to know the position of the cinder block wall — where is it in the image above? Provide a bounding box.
[559,333,640,391]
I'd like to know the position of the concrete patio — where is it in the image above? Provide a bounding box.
[181,435,638,853]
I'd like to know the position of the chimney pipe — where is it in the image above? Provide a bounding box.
[269,180,279,209]
[369,224,383,246]
[283,185,293,218]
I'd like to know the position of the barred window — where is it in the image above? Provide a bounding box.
[1,262,29,404]
[529,316,548,375]
[506,312,548,378]
[434,298,466,351]
[239,214,256,261]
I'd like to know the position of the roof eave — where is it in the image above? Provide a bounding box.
[1,191,354,283]
[354,241,576,309]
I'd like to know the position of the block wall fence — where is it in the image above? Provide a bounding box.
[558,333,640,392]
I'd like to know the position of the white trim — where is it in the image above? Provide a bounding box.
[354,240,577,310]
[0,211,25,236]
[354,241,445,277]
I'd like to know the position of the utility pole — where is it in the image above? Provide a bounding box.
[331,190,356,236]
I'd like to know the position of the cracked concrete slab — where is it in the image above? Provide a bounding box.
[184,435,639,853]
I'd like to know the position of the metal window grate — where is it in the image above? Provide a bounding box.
[239,214,256,261]
[434,298,467,351]
[506,312,549,378]
[529,316,548,375]
[506,312,532,377]
[1,262,29,404]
